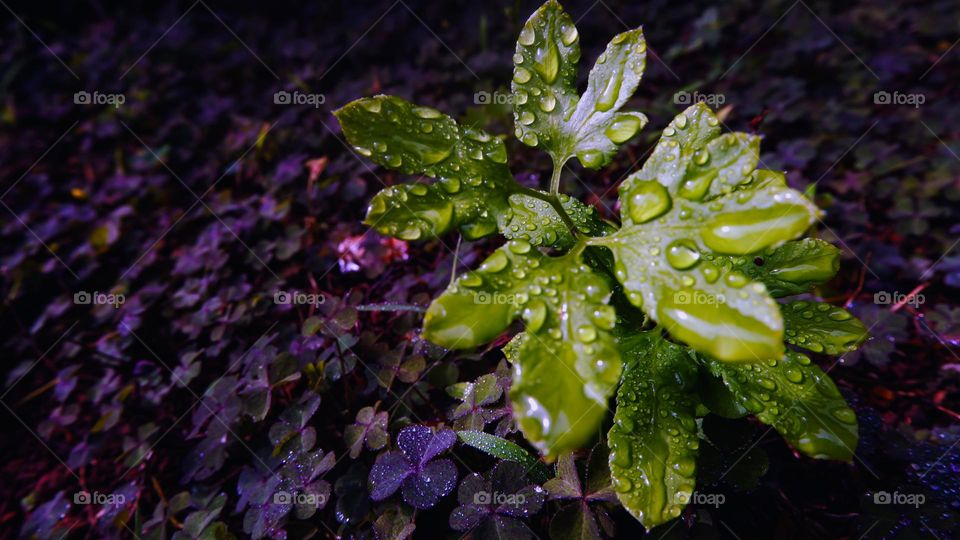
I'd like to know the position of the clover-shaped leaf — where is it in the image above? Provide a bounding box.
[336,95,515,241]
[781,300,868,355]
[447,373,509,432]
[268,393,321,456]
[512,0,648,169]
[368,425,458,509]
[607,330,699,530]
[345,405,389,459]
[449,461,546,540]
[590,104,819,362]
[424,241,622,455]
[701,350,858,461]
[544,450,617,540]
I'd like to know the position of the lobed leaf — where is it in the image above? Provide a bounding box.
[702,350,858,461]
[335,95,515,240]
[607,331,699,530]
[781,300,868,355]
[719,238,841,297]
[592,105,819,362]
[511,0,647,168]
[424,241,622,455]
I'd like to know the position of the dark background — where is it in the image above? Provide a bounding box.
[1,0,958,538]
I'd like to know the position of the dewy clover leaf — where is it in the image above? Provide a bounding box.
[336,0,868,531]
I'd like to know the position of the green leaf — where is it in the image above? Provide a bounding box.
[456,430,550,483]
[702,350,858,461]
[607,331,699,530]
[425,241,622,455]
[591,105,819,362]
[335,95,516,240]
[697,366,748,419]
[511,1,647,168]
[781,301,868,355]
[719,238,841,297]
[501,191,604,249]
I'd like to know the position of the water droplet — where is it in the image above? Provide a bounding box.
[604,115,643,143]
[674,114,688,129]
[412,106,442,119]
[576,325,597,343]
[479,250,509,273]
[514,67,532,84]
[785,368,804,384]
[626,180,671,223]
[518,26,535,46]
[561,24,578,46]
[519,111,536,125]
[533,41,560,83]
[522,132,539,146]
[361,99,382,113]
[832,407,857,425]
[577,150,604,168]
[539,94,556,112]
[522,300,547,332]
[666,240,701,270]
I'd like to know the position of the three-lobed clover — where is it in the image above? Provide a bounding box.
[335,0,868,530]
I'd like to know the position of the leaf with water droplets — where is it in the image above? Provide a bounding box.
[607,330,699,530]
[507,254,622,456]
[720,238,841,297]
[425,242,622,455]
[781,301,868,355]
[336,95,516,240]
[511,1,647,168]
[591,106,820,362]
[501,191,605,249]
[702,350,858,461]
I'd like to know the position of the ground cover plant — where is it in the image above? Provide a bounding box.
[1,0,959,538]
[336,1,869,528]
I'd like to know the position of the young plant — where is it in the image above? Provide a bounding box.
[335,0,868,530]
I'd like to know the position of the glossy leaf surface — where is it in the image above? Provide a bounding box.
[607,331,699,529]
[703,351,858,460]
[781,300,868,355]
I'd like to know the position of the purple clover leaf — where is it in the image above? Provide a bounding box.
[447,366,512,433]
[368,425,458,509]
[345,405,389,459]
[449,462,546,540]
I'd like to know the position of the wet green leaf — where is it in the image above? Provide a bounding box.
[511,0,647,168]
[607,331,699,530]
[456,430,550,483]
[335,95,516,240]
[592,105,819,362]
[720,238,841,297]
[781,301,868,355]
[501,191,604,249]
[702,350,858,461]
